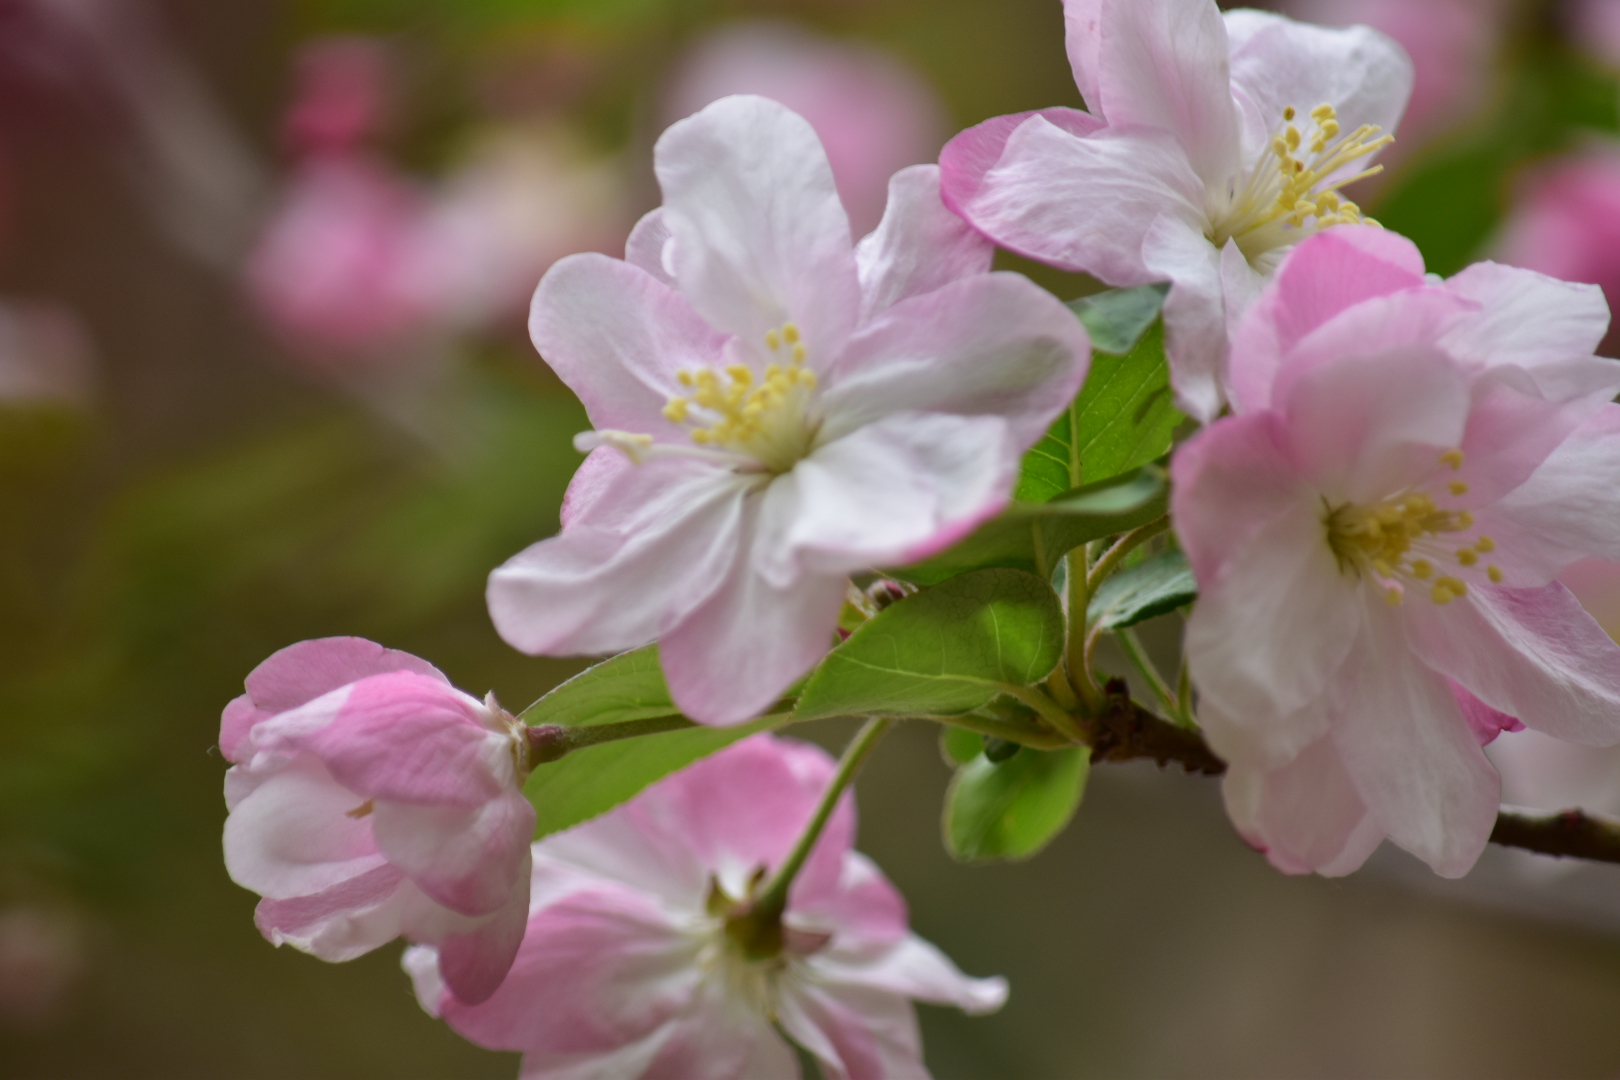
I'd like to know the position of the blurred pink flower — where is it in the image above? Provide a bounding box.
[1496,145,1620,357]
[1174,227,1620,879]
[1566,0,1620,69]
[662,21,947,237]
[0,905,89,1029]
[246,38,628,367]
[0,300,95,408]
[222,637,535,1005]
[1283,0,1503,150]
[487,97,1090,725]
[405,735,1006,1079]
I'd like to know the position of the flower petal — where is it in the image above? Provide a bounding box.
[298,673,508,807]
[625,208,675,286]
[818,271,1091,448]
[1440,262,1615,396]
[530,253,728,439]
[1224,12,1411,184]
[487,459,747,657]
[759,413,1015,585]
[810,933,1008,1015]
[221,637,447,762]
[788,851,908,950]
[254,862,407,961]
[1227,226,1429,412]
[1095,0,1242,186]
[776,980,923,1080]
[948,115,1205,282]
[655,95,861,368]
[658,527,848,725]
[1063,0,1105,111]
[1221,731,1383,877]
[1142,214,1227,421]
[1405,582,1620,748]
[372,792,535,916]
[1185,496,1360,740]
[223,755,384,899]
[437,862,532,1004]
[1329,605,1499,878]
[854,165,993,323]
[939,107,1104,218]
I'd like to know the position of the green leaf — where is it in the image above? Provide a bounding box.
[520,646,780,839]
[518,645,676,728]
[893,466,1167,586]
[1087,548,1197,630]
[1018,311,1181,502]
[944,746,1090,862]
[1067,282,1169,355]
[794,569,1064,721]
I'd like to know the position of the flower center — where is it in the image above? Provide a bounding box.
[1324,449,1505,607]
[1207,103,1393,264]
[661,322,821,475]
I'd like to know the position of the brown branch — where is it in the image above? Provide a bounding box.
[1489,808,1620,865]
[1079,680,1620,868]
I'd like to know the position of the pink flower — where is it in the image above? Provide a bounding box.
[403,735,1006,1079]
[1496,145,1620,358]
[1172,228,1620,878]
[486,96,1090,726]
[939,0,1412,420]
[1566,0,1620,69]
[221,637,535,1004]
[662,22,947,237]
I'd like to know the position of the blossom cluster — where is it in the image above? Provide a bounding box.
[220,0,1620,1074]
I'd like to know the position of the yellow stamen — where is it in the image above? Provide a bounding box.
[1488,565,1504,584]
[1475,535,1496,553]
[1440,449,1464,470]
[1448,481,1469,496]
[1457,548,1479,567]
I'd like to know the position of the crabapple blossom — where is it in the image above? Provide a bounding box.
[221,637,535,1004]
[939,0,1411,420]
[487,95,1091,726]
[1172,228,1620,878]
[404,735,1007,1079]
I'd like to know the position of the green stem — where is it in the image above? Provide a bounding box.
[750,717,893,922]
[1065,547,1103,714]
[927,711,1071,751]
[1085,516,1170,593]
[1114,627,1181,723]
[523,715,695,767]
[998,684,1084,743]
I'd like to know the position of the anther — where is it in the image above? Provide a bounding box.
[1488,565,1504,583]
[1413,559,1433,579]
[1448,481,1469,496]
[1385,587,1403,606]
[1440,449,1464,470]
[1475,536,1496,553]
[782,323,800,344]
[765,329,781,351]
[1457,549,1479,567]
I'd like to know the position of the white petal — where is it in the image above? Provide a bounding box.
[854,164,993,323]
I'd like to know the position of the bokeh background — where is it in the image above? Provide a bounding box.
[4,0,1620,1076]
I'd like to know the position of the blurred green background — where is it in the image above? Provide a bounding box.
[3,0,1620,1075]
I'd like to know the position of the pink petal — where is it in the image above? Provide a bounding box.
[222,637,446,762]
[938,107,1104,217]
[1169,411,1309,588]
[624,208,674,286]
[819,272,1091,449]
[437,886,699,1054]
[1440,262,1614,396]
[1449,370,1589,509]
[775,982,919,1080]
[1094,0,1241,185]
[948,115,1205,282]
[372,792,535,916]
[659,526,853,726]
[1276,345,1470,505]
[557,445,630,530]
[1185,498,1359,749]
[788,851,908,950]
[1142,215,1228,422]
[1474,404,1620,578]
[254,862,407,960]
[640,991,799,1080]
[487,458,747,657]
[759,413,1015,586]
[854,165,993,323]
[299,673,509,807]
[1451,681,1524,747]
[1224,12,1411,187]
[223,756,385,900]
[529,253,728,440]
[810,933,1008,1015]
[437,862,532,1004]
[1406,582,1620,748]
[654,95,861,370]
[1228,226,1428,412]
[1330,604,1500,878]
[1489,727,1620,815]
[1221,731,1383,877]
